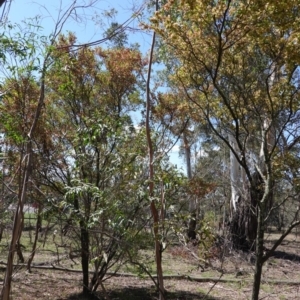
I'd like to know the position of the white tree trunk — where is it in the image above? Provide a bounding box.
[183,133,195,212]
[258,117,275,171]
[229,133,241,211]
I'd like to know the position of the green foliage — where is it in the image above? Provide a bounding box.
[105,22,128,48]
[198,211,216,257]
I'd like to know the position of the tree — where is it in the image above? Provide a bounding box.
[105,22,128,48]
[153,91,214,240]
[151,0,300,299]
[42,32,152,296]
[0,2,101,298]
[0,20,57,299]
[145,0,165,296]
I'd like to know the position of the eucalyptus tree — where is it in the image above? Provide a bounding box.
[0,1,103,297]
[41,32,155,295]
[153,90,217,239]
[0,17,67,298]
[151,0,300,299]
[145,1,165,294]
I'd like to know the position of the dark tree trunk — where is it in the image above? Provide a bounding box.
[188,212,197,240]
[0,229,2,242]
[73,195,90,296]
[230,203,253,251]
[16,242,24,263]
[16,208,25,263]
[230,175,262,251]
[80,223,90,295]
[90,244,116,292]
[252,203,265,300]
[251,169,273,300]
[27,205,42,272]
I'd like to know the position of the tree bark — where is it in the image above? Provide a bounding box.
[80,223,90,295]
[251,203,265,300]
[183,132,197,240]
[145,0,164,297]
[27,204,42,272]
[73,195,90,295]
[1,146,32,300]
[228,133,254,250]
[228,134,241,212]
[251,120,273,300]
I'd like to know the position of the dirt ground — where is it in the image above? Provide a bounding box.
[2,231,300,300]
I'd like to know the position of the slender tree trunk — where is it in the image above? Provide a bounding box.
[145,1,164,298]
[251,176,271,299]
[73,195,90,295]
[183,132,192,180]
[16,241,24,263]
[1,36,48,297]
[80,223,90,295]
[16,207,25,263]
[1,147,32,300]
[183,132,196,240]
[252,202,265,300]
[0,225,3,242]
[251,120,273,299]
[1,4,90,298]
[27,204,42,272]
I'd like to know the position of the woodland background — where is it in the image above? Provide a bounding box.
[0,1,300,299]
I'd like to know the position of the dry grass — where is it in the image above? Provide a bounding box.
[1,228,300,299]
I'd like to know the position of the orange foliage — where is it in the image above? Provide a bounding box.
[187,177,216,198]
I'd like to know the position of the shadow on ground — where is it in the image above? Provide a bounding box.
[272,250,300,262]
[66,286,219,300]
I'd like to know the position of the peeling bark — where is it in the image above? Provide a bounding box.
[228,133,241,212]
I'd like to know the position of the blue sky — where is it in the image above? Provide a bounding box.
[6,0,185,171]
[8,0,151,49]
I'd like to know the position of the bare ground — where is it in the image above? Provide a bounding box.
[2,232,300,299]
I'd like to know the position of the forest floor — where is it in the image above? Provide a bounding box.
[1,230,300,299]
